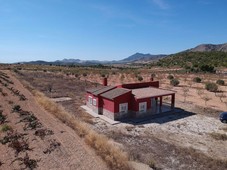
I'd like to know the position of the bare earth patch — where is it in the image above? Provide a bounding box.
[0,70,108,170]
[13,69,227,170]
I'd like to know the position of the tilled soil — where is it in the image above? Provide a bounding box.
[14,69,227,170]
[0,70,108,170]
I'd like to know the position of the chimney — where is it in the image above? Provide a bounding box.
[103,77,107,86]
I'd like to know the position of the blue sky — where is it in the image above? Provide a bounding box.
[0,0,227,63]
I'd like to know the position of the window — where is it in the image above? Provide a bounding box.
[139,102,147,113]
[88,96,92,105]
[119,103,128,113]
[93,98,97,106]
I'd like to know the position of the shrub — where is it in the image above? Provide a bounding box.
[0,111,6,124]
[1,124,12,132]
[151,73,156,78]
[193,77,202,83]
[167,74,174,80]
[170,79,179,86]
[205,82,218,92]
[12,105,21,112]
[137,76,143,81]
[216,79,225,86]
[148,159,157,169]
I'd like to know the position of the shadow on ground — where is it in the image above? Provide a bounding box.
[121,108,196,125]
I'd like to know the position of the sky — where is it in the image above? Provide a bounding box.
[0,0,227,63]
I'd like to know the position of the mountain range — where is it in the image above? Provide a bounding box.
[20,43,227,65]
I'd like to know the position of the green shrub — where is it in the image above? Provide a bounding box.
[0,111,6,124]
[12,105,21,112]
[205,82,218,92]
[193,77,202,83]
[1,124,12,132]
[167,74,174,80]
[170,79,180,86]
[137,76,143,81]
[101,74,106,78]
[151,73,156,78]
[216,79,225,86]
[148,159,157,169]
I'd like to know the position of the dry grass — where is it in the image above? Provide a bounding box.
[24,83,130,169]
[180,147,227,170]
[221,127,227,132]
[210,132,227,141]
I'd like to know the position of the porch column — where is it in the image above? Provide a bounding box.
[159,96,163,112]
[171,94,175,109]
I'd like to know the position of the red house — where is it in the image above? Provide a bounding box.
[86,78,175,120]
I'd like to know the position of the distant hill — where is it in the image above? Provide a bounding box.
[157,51,227,68]
[186,43,227,52]
[20,53,166,65]
[120,53,166,63]
[17,42,227,66]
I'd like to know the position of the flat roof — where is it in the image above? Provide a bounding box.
[86,86,115,96]
[132,87,175,99]
[101,88,131,100]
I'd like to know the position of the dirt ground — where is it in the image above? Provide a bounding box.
[8,68,227,170]
[0,70,108,170]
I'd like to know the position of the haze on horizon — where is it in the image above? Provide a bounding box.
[0,0,227,63]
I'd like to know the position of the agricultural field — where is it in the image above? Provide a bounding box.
[1,64,227,170]
[0,69,108,170]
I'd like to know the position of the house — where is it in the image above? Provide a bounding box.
[86,78,175,120]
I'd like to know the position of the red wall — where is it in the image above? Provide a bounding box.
[113,92,132,113]
[117,81,159,89]
[102,98,115,112]
[102,91,132,113]
[86,92,99,108]
[133,98,152,112]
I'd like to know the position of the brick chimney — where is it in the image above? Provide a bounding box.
[103,77,107,86]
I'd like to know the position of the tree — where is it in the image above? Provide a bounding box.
[193,77,202,83]
[202,95,211,106]
[216,92,226,102]
[216,79,225,86]
[167,74,174,80]
[137,76,143,82]
[196,89,204,98]
[205,82,218,92]
[182,87,189,102]
[170,79,180,86]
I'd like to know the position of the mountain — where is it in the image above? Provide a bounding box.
[20,53,166,65]
[17,43,227,65]
[186,43,227,52]
[120,53,167,62]
[157,43,227,68]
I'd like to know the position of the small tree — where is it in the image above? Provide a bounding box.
[202,95,211,106]
[193,77,202,83]
[151,73,156,80]
[137,76,143,82]
[182,87,189,102]
[170,79,180,86]
[167,74,174,80]
[216,79,225,86]
[196,89,204,98]
[216,92,226,102]
[205,82,218,92]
